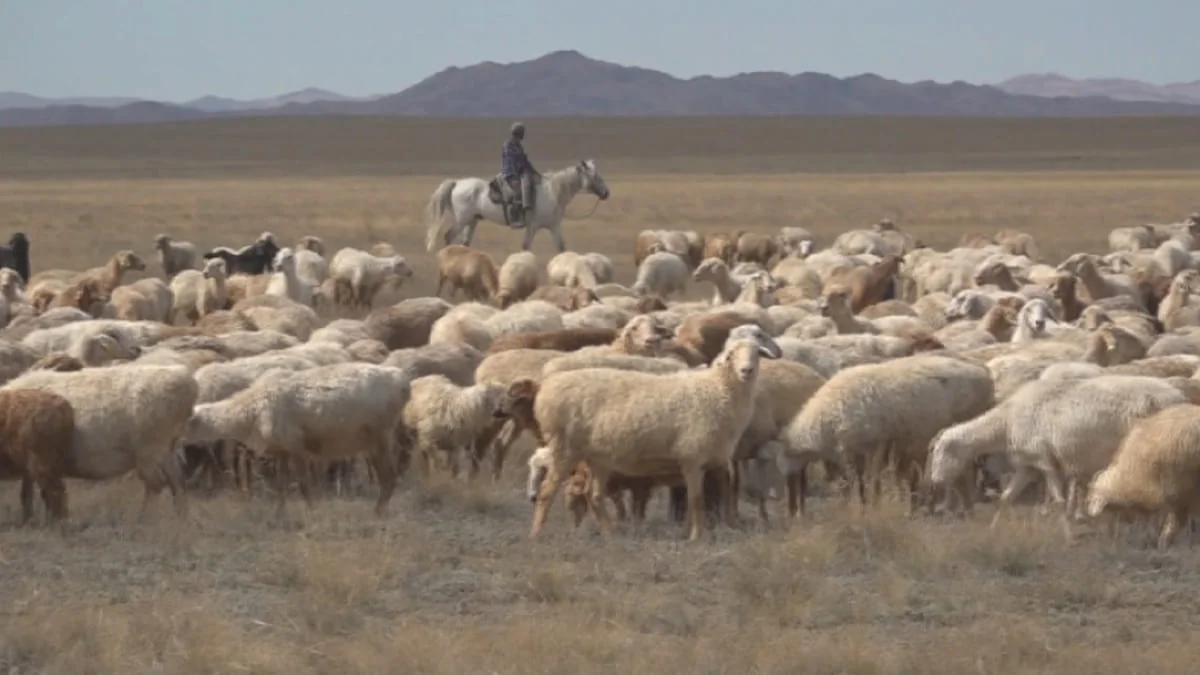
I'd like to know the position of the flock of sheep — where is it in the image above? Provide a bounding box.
[3,210,1200,549]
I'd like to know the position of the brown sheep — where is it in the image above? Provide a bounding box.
[824,254,903,312]
[703,232,737,265]
[436,245,499,302]
[363,297,453,350]
[0,389,74,525]
[674,310,769,364]
[734,232,780,267]
[38,278,110,317]
[528,285,600,312]
[473,377,542,481]
[486,327,619,355]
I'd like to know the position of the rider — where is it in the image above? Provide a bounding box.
[501,122,537,219]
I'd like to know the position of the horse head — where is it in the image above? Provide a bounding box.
[578,159,610,200]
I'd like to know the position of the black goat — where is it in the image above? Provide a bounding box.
[0,232,31,283]
[202,237,279,276]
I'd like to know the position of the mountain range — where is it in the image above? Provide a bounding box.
[1,51,1197,127]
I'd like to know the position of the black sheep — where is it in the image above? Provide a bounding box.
[202,237,279,276]
[0,232,31,283]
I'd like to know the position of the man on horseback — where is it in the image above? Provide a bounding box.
[501,122,538,224]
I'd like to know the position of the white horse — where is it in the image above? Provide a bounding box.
[424,159,610,253]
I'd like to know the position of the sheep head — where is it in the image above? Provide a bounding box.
[388,255,414,280]
[618,315,673,355]
[1017,298,1054,334]
[153,234,171,251]
[116,250,147,273]
[495,378,539,421]
[272,247,296,273]
[927,427,973,488]
[692,257,726,282]
[944,290,984,321]
[8,232,28,253]
[296,235,326,255]
[525,445,554,502]
[1048,272,1076,301]
[817,287,852,317]
[716,324,782,383]
[202,257,227,280]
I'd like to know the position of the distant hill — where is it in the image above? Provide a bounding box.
[2,52,1199,127]
[997,73,1200,106]
[0,92,143,110]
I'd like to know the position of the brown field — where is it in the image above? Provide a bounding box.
[2,116,1200,673]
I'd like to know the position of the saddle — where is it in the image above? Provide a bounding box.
[488,173,538,227]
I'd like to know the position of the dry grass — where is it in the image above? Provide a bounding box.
[2,116,1200,673]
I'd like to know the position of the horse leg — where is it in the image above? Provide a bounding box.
[521,223,537,251]
[549,224,566,253]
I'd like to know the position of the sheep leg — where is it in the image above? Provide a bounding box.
[1158,505,1189,550]
[273,454,290,521]
[990,465,1038,529]
[584,470,616,537]
[19,475,35,526]
[529,461,564,539]
[490,418,523,482]
[36,472,66,525]
[630,485,651,522]
[372,440,399,516]
[668,486,687,522]
[785,468,807,518]
[682,465,706,542]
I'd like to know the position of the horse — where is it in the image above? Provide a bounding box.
[423,159,610,253]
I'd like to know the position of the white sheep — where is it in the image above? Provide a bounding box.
[329,247,414,308]
[398,375,508,476]
[528,325,782,540]
[632,250,689,299]
[181,362,412,516]
[2,364,198,517]
[262,247,311,306]
[496,251,540,308]
[153,233,200,278]
[546,251,599,288]
[928,374,1187,537]
[383,342,484,386]
[108,277,175,323]
[170,257,228,325]
[1087,404,1200,549]
[772,354,994,516]
[294,248,328,288]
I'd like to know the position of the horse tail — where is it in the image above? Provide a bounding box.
[424,179,457,252]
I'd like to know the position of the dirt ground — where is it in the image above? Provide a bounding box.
[1,116,1199,673]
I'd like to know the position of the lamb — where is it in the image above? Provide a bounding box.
[546,251,599,288]
[170,258,228,325]
[0,388,74,525]
[496,251,540,308]
[631,249,689,299]
[928,374,1187,535]
[153,234,200,278]
[109,278,174,323]
[363,297,453,350]
[383,342,484,386]
[1,364,198,517]
[328,246,414,308]
[397,375,508,476]
[528,325,782,540]
[435,244,499,302]
[180,362,411,516]
[0,232,31,283]
[1087,404,1200,548]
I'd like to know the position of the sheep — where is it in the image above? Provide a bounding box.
[0,232,31,283]
[823,254,903,312]
[233,297,319,341]
[632,250,689,299]
[1086,404,1200,548]
[528,285,600,312]
[486,327,618,355]
[0,389,74,525]
[328,247,413,308]
[31,277,109,318]
[109,277,174,323]
[362,297,453,350]
[170,258,228,325]
[2,364,198,517]
[528,325,782,541]
[778,227,817,258]
[692,257,751,305]
[153,234,199,278]
[496,251,540,308]
[772,355,994,516]
[201,235,279,276]
[1108,225,1156,253]
[180,362,412,516]
[734,232,780,267]
[928,374,1187,535]
[1058,252,1147,309]
[435,244,499,303]
[546,251,599,288]
[398,375,508,476]
[51,332,142,368]
[384,342,483,386]
[294,248,327,289]
[308,319,370,346]
[0,306,91,342]
[633,229,692,268]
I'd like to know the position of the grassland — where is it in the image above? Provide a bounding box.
[1,116,1200,674]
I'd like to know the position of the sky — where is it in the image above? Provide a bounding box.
[1,0,1196,101]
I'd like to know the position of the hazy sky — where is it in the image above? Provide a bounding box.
[2,0,1196,100]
